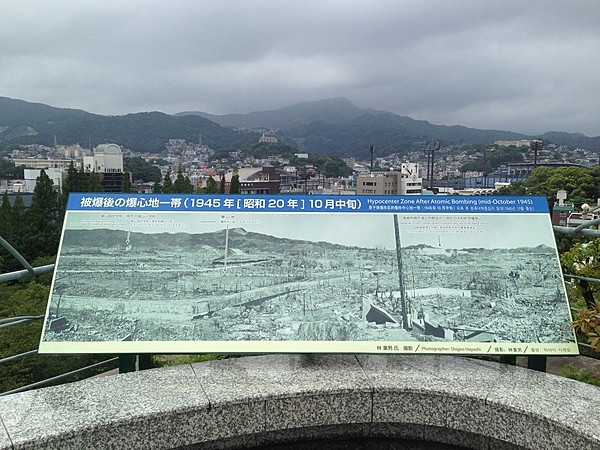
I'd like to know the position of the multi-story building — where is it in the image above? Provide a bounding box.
[11,157,77,170]
[356,163,422,195]
[222,166,281,194]
[83,143,125,192]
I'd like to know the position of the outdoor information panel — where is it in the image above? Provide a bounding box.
[39,193,578,355]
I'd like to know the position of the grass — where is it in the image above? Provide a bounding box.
[559,364,600,387]
[152,354,230,367]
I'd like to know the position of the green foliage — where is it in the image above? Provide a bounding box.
[0,159,25,179]
[496,181,527,196]
[560,239,600,309]
[123,156,162,183]
[554,233,588,255]
[0,192,11,240]
[570,303,600,353]
[525,166,600,207]
[460,146,526,173]
[0,164,121,394]
[0,280,118,392]
[152,354,228,367]
[121,172,135,193]
[0,277,118,394]
[172,170,194,193]
[20,170,61,261]
[204,176,218,194]
[88,172,104,192]
[309,155,353,178]
[219,173,226,194]
[230,169,240,194]
[559,364,600,386]
[0,97,261,154]
[162,170,173,193]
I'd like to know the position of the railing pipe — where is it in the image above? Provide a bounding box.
[0,315,44,329]
[553,225,600,237]
[0,349,38,365]
[0,236,35,273]
[0,357,119,397]
[0,264,55,283]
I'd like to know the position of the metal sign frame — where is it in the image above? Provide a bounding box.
[39,194,577,355]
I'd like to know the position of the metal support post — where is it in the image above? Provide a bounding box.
[119,355,136,373]
[139,354,154,370]
[527,356,547,373]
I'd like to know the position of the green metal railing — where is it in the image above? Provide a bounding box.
[554,221,600,355]
[0,236,118,396]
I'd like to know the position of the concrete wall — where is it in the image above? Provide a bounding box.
[1,355,599,449]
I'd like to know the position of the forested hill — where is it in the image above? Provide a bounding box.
[0,97,260,153]
[178,98,600,159]
[3,96,600,159]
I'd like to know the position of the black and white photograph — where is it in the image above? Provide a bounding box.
[39,209,575,354]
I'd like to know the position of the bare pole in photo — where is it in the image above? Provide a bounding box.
[393,215,409,330]
[223,223,229,273]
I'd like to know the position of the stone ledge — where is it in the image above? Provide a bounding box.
[0,355,598,449]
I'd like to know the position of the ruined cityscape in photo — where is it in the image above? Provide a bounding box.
[41,209,575,351]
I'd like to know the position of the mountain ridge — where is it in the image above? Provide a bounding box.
[0,96,260,153]
[2,96,599,158]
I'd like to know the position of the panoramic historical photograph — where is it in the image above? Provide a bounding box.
[40,210,575,351]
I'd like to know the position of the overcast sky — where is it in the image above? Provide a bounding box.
[2,1,600,136]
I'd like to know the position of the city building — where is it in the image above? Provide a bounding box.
[12,157,77,170]
[356,163,422,195]
[552,190,574,226]
[222,166,281,194]
[493,140,531,147]
[24,168,63,193]
[83,143,125,192]
[258,133,278,144]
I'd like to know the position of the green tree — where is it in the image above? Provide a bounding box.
[182,174,194,193]
[88,172,104,192]
[0,192,12,272]
[10,193,26,252]
[172,170,194,193]
[219,173,226,194]
[23,169,61,260]
[61,162,82,210]
[0,192,11,238]
[162,170,173,193]
[496,181,527,196]
[204,176,218,194]
[525,166,598,207]
[230,169,240,194]
[121,172,135,193]
[123,156,162,183]
[561,239,600,309]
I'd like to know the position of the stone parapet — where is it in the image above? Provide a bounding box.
[0,355,598,449]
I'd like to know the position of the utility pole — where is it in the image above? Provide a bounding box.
[425,142,440,190]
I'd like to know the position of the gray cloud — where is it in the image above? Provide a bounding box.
[1,0,600,136]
